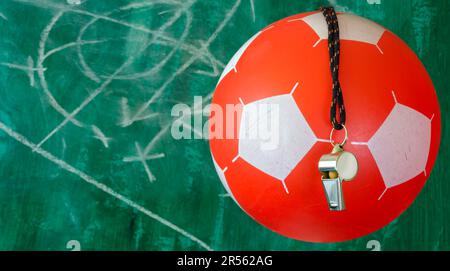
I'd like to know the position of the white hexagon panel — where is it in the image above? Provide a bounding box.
[368,101,432,188]
[238,94,316,193]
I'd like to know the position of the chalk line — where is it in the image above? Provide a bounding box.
[123,153,165,163]
[133,112,159,123]
[120,98,131,123]
[121,88,164,128]
[37,11,83,128]
[119,0,182,10]
[327,0,350,12]
[193,41,221,77]
[0,58,45,88]
[249,0,255,22]
[96,6,193,81]
[76,19,102,82]
[79,8,224,75]
[128,0,242,126]
[73,0,190,81]
[218,193,231,197]
[91,125,111,148]
[36,4,192,149]
[0,120,212,250]
[15,0,224,77]
[44,40,106,60]
[26,56,35,87]
[118,97,136,127]
[135,142,157,182]
[143,125,171,155]
[0,62,44,71]
[205,0,241,45]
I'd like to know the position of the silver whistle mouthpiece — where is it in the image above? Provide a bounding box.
[322,177,345,211]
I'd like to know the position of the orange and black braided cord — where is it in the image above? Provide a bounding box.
[321,6,346,130]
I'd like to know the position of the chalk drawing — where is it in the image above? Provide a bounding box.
[120,91,160,128]
[26,56,35,87]
[218,193,231,197]
[327,0,350,12]
[91,125,111,148]
[81,2,193,81]
[127,0,242,126]
[35,3,195,148]
[119,97,131,127]
[4,0,243,250]
[0,59,45,88]
[411,0,436,57]
[15,0,225,126]
[37,11,83,128]
[0,121,212,251]
[250,0,256,22]
[123,125,170,182]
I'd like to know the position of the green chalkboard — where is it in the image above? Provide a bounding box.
[0,0,449,251]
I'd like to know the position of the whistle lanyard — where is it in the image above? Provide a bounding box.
[321,6,346,131]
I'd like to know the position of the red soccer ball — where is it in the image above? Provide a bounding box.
[209,11,441,242]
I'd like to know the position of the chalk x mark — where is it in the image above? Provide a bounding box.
[123,125,170,183]
[0,58,44,87]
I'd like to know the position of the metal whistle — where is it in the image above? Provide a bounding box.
[318,144,358,211]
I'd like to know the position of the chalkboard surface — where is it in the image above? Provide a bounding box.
[0,0,449,250]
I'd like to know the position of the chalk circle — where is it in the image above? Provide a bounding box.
[76,1,191,82]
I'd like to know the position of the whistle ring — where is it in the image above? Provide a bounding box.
[329,124,348,147]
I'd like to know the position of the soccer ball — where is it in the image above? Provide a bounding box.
[209,11,441,242]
